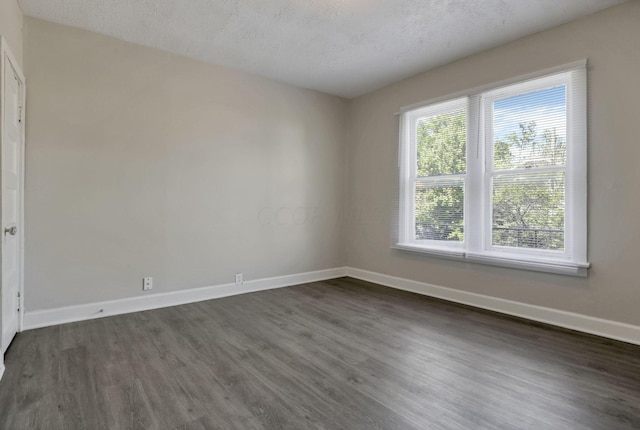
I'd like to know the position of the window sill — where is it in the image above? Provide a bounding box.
[392,243,589,277]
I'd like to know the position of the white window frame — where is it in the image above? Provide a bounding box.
[399,98,467,257]
[395,62,589,276]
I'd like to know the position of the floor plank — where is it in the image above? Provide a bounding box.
[1,277,639,429]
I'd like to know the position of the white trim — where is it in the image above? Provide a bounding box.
[392,243,464,259]
[393,244,588,277]
[567,65,588,264]
[465,251,588,277]
[23,268,348,330]
[0,37,26,338]
[345,267,640,346]
[0,361,4,382]
[20,265,640,347]
[395,59,587,115]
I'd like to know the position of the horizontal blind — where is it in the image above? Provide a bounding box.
[393,63,587,272]
[486,77,569,253]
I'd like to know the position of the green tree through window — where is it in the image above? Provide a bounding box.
[415,110,465,242]
[415,115,566,250]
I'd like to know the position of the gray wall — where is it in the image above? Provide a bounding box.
[0,0,23,67]
[24,18,348,311]
[346,1,640,326]
[22,2,640,329]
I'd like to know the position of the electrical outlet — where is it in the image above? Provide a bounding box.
[235,272,243,285]
[143,277,153,291]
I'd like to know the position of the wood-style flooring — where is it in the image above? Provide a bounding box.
[0,277,639,429]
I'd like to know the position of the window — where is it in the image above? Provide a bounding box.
[396,63,588,276]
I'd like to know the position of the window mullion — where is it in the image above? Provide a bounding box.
[466,95,483,253]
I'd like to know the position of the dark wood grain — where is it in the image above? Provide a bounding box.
[1,277,639,429]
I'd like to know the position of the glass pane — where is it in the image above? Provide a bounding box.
[493,85,566,171]
[415,182,464,241]
[417,107,466,176]
[492,172,565,250]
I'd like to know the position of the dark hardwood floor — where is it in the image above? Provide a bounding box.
[0,277,639,429]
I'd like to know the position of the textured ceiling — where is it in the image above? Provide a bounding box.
[19,0,626,98]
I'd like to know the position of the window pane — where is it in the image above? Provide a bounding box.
[415,182,464,241]
[492,172,565,250]
[417,107,466,176]
[493,85,566,171]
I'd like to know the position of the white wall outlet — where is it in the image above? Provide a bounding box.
[143,277,153,291]
[235,272,243,285]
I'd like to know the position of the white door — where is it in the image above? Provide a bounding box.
[1,45,24,353]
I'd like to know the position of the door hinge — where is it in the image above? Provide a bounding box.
[17,291,21,312]
[18,106,23,123]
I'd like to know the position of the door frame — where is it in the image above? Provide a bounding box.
[0,36,26,338]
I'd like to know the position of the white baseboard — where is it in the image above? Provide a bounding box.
[345,267,640,346]
[22,265,640,346]
[0,362,5,382]
[23,267,348,330]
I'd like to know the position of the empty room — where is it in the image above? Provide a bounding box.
[0,0,639,428]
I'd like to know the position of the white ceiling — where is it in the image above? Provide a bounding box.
[19,0,626,98]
